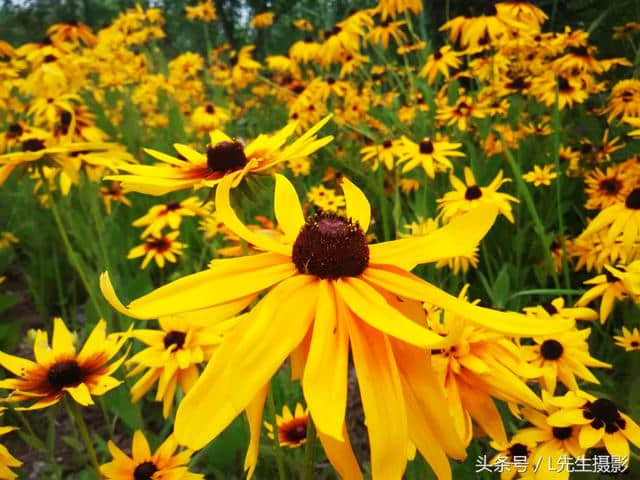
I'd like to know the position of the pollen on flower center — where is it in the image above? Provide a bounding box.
[540,339,564,360]
[206,141,248,174]
[419,140,434,154]
[552,426,573,440]
[291,213,369,279]
[625,188,640,209]
[47,360,83,390]
[163,331,186,350]
[134,461,158,480]
[465,185,482,200]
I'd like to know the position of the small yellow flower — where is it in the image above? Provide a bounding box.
[264,403,309,448]
[522,164,557,186]
[613,326,640,351]
[127,231,186,269]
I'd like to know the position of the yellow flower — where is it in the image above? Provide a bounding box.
[127,313,240,417]
[264,403,309,448]
[128,231,186,269]
[418,45,461,85]
[0,318,127,410]
[251,12,275,29]
[523,327,611,393]
[523,297,598,323]
[575,266,628,323]
[132,197,205,238]
[522,164,557,186]
[99,182,132,215]
[360,139,400,171]
[438,167,518,223]
[190,103,230,132]
[102,174,570,479]
[185,0,217,22]
[0,408,21,480]
[107,115,333,196]
[398,136,464,178]
[613,326,640,351]
[100,431,203,480]
[546,390,640,460]
[584,166,631,210]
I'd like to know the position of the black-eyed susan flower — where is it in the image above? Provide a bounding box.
[368,18,408,49]
[398,135,464,178]
[127,231,185,269]
[0,318,126,410]
[546,390,640,459]
[0,408,21,480]
[523,327,611,393]
[614,326,640,351]
[127,313,239,417]
[185,0,217,22]
[428,286,545,446]
[264,403,309,448]
[580,187,640,249]
[436,96,486,132]
[132,197,204,238]
[251,12,275,29]
[190,103,230,132]
[100,431,203,480]
[575,266,628,323]
[522,164,556,186]
[102,174,571,480]
[107,115,333,196]
[605,79,640,120]
[584,166,631,210]
[418,46,461,85]
[437,167,518,223]
[377,0,422,20]
[99,181,131,215]
[306,185,345,213]
[360,139,400,171]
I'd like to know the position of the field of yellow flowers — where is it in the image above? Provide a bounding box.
[1,0,640,478]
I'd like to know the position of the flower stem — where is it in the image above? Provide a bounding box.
[266,389,286,480]
[65,398,100,472]
[302,416,317,480]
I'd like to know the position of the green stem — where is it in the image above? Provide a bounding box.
[66,398,100,472]
[266,390,286,480]
[302,416,317,480]
[49,193,107,319]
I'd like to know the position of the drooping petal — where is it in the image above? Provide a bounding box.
[347,315,408,479]
[363,265,573,336]
[274,174,305,243]
[337,277,454,348]
[316,425,363,480]
[244,383,269,480]
[175,275,317,450]
[65,383,94,406]
[303,281,348,440]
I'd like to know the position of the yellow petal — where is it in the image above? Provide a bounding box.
[347,316,408,479]
[132,430,151,461]
[175,275,317,450]
[603,432,630,459]
[77,319,107,363]
[244,383,269,479]
[0,351,37,377]
[341,177,371,232]
[65,383,94,406]
[52,317,76,356]
[579,424,603,449]
[317,425,363,480]
[302,281,348,440]
[274,174,304,243]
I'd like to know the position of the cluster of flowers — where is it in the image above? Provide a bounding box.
[1,0,640,479]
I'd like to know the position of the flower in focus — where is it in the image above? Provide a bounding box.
[102,174,571,480]
[100,431,203,480]
[264,403,309,448]
[522,164,556,186]
[0,318,127,410]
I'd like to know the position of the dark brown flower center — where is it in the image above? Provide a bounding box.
[419,140,434,154]
[206,141,248,174]
[7,123,23,138]
[292,213,369,279]
[542,301,558,315]
[22,138,46,152]
[508,443,529,458]
[165,202,181,211]
[205,104,215,114]
[540,339,564,360]
[625,188,640,209]
[434,48,443,60]
[280,418,307,444]
[382,140,393,149]
[43,54,57,63]
[465,185,482,200]
[558,76,571,92]
[600,178,621,195]
[163,331,186,350]
[552,426,573,440]
[146,237,171,253]
[47,360,83,390]
[582,398,625,433]
[134,461,158,480]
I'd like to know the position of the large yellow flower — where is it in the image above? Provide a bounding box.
[101,175,571,479]
[0,318,127,410]
[106,115,333,196]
